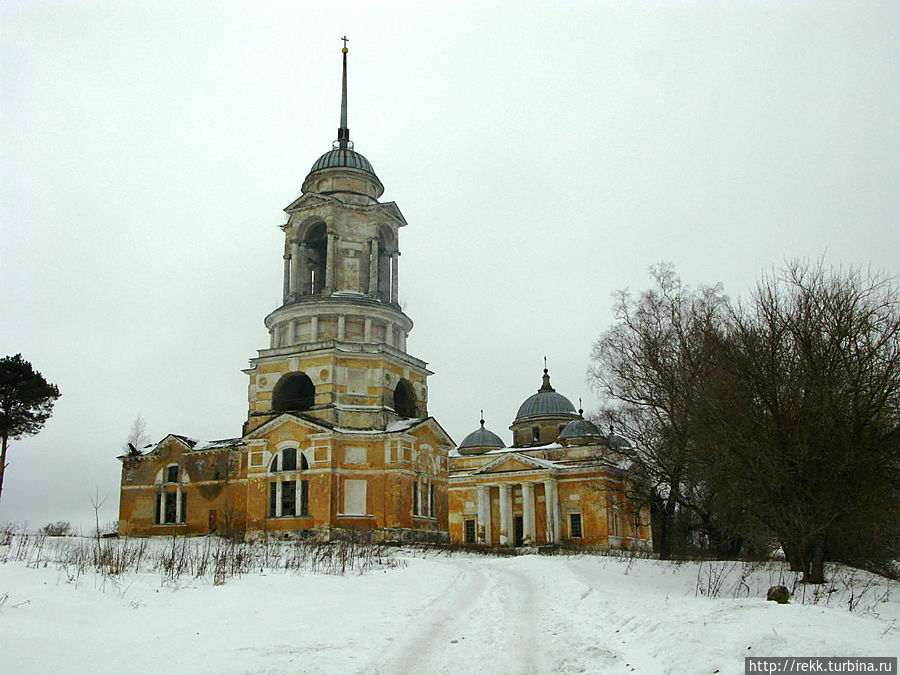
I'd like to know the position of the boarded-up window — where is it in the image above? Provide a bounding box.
[282,448,297,471]
[282,480,296,517]
[343,479,367,515]
[464,519,476,543]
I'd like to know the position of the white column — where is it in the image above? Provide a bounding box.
[499,484,512,546]
[325,232,337,291]
[522,482,535,546]
[295,476,302,516]
[337,315,345,340]
[477,485,492,544]
[283,254,292,302]
[369,238,379,296]
[390,253,399,304]
[364,318,372,342]
[543,480,557,543]
[275,477,283,518]
[175,487,182,524]
[290,239,300,296]
[310,316,318,341]
[286,320,295,346]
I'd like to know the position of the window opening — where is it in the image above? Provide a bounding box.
[532,427,540,442]
[167,465,179,483]
[269,482,277,518]
[282,448,297,471]
[514,516,524,547]
[180,493,187,524]
[165,492,177,524]
[155,493,161,524]
[301,454,309,471]
[393,379,416,418]
[272,373,315,412]
[282,480,296,517]
[429,484,435,518]
[300,479,309,516]
[570,513,583,539]
[464,519,476,544]
[413,482,419,516]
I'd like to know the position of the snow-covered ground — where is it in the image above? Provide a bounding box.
[1,537,897,674]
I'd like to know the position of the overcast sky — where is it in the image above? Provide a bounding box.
[2,1,898,530]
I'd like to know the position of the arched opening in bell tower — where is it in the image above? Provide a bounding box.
[302,223,327,295]
[393,379,416,418]
[377,227,394,302]
[272,373,316,412]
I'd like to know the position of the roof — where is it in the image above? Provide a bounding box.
[309,148,376,175]
[514,368,578,421]
[558,417,603,441]
[458,424,505,452]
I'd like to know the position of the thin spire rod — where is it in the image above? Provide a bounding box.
[337,36,350,150]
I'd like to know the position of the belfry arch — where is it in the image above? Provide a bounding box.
[272,372,316,412]
[393,378,416,418]
[302,222,327,295]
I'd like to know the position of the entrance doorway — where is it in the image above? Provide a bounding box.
[514,516,524,547]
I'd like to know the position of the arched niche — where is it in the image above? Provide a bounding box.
[393,378,416,418]
[272,372,315,412]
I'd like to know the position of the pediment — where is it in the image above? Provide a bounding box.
[242,412,331,440]
[377,201,407,227]
[405,417,456,449]
[283,193,335,213]
[474,452,553,475]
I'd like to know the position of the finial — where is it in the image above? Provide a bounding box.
[336,36,351,150]
[539,358,555,393]
[480,409,485,427]
[543,355,548,373]
[579,398,583,416]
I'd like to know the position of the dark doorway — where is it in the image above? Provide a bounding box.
[514,516,524,547]
[272,373,315,412]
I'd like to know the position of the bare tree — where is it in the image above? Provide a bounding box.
[124,415,150,456]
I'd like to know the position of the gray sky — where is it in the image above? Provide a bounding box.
[2,1,898,530]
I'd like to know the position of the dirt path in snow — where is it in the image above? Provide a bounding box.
[364,557,546,674]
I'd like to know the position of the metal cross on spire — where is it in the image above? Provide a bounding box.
[336,35,351,149]
[341,35,349,50]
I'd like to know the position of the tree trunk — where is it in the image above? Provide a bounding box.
[803,534,826,584]
[0,432,7,503]
[781,539,804,572]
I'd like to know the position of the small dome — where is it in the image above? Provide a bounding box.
[309,148,376,175]
[607,433,633,452]
[458,421,505,455]
[514,369,577,421]
[558,417,603,442]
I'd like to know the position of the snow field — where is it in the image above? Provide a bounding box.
[1,538,897,674]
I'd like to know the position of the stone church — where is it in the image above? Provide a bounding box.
[117,44,650,550]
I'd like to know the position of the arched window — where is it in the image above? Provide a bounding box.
[393,379,416,418]
[303,223,327,295]
[154,464,188,526]
[272,373,315,412]
[268,447,309,519]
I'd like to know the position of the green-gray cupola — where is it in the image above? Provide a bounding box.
[458,415,506,455]
[510,363,580,447]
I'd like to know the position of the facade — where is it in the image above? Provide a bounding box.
[118,44,455,542]
[448,369,652,549]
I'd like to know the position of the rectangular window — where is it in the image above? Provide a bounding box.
[166,465,179,483]
[429,484,435,518]
[413,482,419,516]
[155,493,161,524]
[281,448,297,471]
[180,493,187,524]
[164,492,177,524]
[464,519,476,543]
[343,479,367,515]
[570,513,583,539]
[269,482,277,518]
[282,480,296,517]
[300,479,309,516]
[532,426,540,442]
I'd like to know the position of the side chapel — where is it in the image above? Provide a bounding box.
[117,42,651,551]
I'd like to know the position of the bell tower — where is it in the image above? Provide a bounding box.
[243,41,431,434]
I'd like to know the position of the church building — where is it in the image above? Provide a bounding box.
[448,367,651,548]
[117,42,651,551]
[117,42,454,542]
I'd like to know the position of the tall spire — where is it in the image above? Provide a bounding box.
[337,36,351,150]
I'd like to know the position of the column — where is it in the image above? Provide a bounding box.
[390,252,399,304]
[325,232,337,291]
[477,485,492,545]
[337,315,345,340]
[522,482,536,546]
[544,479,561,544]
[310,316,319,341]
[386,322,394,347]
[175,486,182,525]
[364,318,372,342]
[283,254,292,303]
[369,238,379,296]
[290,239,300,297]
[295,476,302,517]
[275,477,283,518]
[499,484,512,546]
[286,320,295,346]
[269,328,276,349]
[297,243,307,295]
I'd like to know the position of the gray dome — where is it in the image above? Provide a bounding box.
[458,423,505,454]
[310,149,376,175]
[558,417,603,441]
[515,391,577,419]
